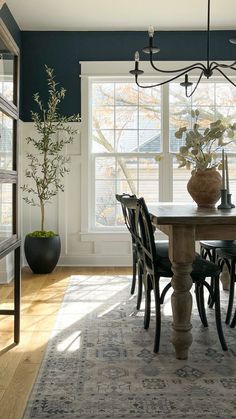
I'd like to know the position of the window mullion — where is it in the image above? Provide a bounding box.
[159,84,172,201]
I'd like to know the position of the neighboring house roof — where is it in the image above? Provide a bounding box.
[133,130,184,153]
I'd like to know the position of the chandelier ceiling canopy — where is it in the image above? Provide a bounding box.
[130,0,236,97]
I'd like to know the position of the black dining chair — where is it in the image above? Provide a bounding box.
[200,240,236,310]
[116,193,144,309]
[200,240,236,265]
[122,195,227,353]
[200,240,236,308]
[116,193,170,310]
[116,193,139,296]
[215,246,236,327]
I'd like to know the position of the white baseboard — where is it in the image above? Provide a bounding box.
[23,254,132,268]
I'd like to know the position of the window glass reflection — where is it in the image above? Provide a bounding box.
[0,47,14,103]
[0,183,12,242]
[0,112,13,170]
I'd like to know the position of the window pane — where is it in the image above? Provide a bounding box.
[117,157,137,180]
[116,179,137,196]
[139,86,161,106]
[192,83,214,107]
[116,204,125,226]
[139,130,161,152]
[0,183,12,242]
[0,50,15,104]
[93,106,114,129]
[169,84,190,107]
[95,180,116,227]
[216,84,236,106]
[93,83,114,106]
[95,157,115,179]
[115,106,137,130]
[169,105,191,153]
[92,130,114,153]
[0,112,13,170]
[115,83,138,105]
[139,106,160,130]
[169,106,191,130]
[116,130,138,152]
[139,181,159,203]
[172,158,192,203]
[139,157,159,181]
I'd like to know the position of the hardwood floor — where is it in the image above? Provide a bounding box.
[0,266,131,419]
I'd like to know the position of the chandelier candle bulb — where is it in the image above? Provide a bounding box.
[134,51,141,74]
[148,26,155,37]
[134,51,139,62]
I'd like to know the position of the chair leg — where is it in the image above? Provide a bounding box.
[195,283,208,327]
[226,260,235,325]
[153,280,161,353]
[214,276,228,351]
[144,275,151,330]
[130,250,137,295]
[207,250,216,307]
[230,309,236,328]
[201,247,215,308]
[208,276,215,308]
[136,262,143,310]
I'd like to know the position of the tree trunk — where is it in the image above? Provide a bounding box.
[40,201,45,231]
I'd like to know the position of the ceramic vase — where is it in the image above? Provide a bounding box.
[187,168,222,208]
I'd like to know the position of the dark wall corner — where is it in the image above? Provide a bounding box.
[0,3,21,47]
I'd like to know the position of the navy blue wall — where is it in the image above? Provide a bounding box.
[0,3,21,47]
[21,30,236,121]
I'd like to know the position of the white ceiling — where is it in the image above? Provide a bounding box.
[5,0,236,31]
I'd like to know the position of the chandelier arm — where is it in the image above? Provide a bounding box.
[135,67,203,89]
[150,55,206,73]
[130,0,236,96]
[210,61,236,71]
[135,75,160,88]
[214,67,236,87]
[185,71,204,98]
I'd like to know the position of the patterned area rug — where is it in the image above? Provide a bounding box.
[23,275,236,419]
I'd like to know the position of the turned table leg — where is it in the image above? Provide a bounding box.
[220,262,230,291]
[169,225,195,360]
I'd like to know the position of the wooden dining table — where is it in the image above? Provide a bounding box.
[148,202,236,360]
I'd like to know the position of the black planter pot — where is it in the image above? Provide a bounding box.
[24,235,61,274]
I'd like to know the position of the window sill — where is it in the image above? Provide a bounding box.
[80,231,130,242]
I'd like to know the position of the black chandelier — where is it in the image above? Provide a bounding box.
[130,0,236,97]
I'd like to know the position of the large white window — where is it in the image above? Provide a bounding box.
[83,63,236,231]
[91,82,161,227]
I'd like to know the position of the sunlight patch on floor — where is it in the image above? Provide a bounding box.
[57,331,81,352]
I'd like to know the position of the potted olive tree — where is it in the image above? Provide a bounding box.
[22,65,80,273]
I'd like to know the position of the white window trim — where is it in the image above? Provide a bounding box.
[80,60,236,239]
